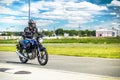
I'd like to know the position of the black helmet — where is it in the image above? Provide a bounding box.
[28,19,35,24]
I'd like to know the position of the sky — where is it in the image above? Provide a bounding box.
[0,0,120,32]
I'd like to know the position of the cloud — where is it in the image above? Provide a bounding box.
[64,1,108,11]
[7,26,16,31]
[1,0,107,21]
[20,1,107,19]
[0,0,110,30]
[108,0,120,6]
[0,0,19,5]
[36,20,54,27]
[29,1,108,27]
[0,6,25,16]
[107,0,120,27]
[0,15,54,28]
[54,0,77,2]
[0,16,27,25]
[110,12,117,15]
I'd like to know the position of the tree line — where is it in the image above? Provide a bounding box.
[44,28,96,37]
[1,28,96,37]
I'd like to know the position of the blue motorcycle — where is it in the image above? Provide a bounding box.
[16,35,48,65]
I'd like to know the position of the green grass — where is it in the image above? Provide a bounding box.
[0,46,15,52]
[0,43,120,59]
[0,37,120,44]
[0,39,17,44]
[44,37,120,44]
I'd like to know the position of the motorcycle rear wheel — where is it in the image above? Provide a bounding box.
[19,55,28,63]
[19,50,28,63]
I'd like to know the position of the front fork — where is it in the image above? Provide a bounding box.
[37,44,46,56]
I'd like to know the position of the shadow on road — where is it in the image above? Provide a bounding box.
[6,61,38,66]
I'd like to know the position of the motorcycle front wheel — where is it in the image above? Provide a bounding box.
[37,49,48,65]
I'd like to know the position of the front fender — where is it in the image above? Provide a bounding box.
[40,47,46,51]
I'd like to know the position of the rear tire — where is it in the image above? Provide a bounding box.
[18,49,28,63]
[19,55,28,63]
[37,49,48,65]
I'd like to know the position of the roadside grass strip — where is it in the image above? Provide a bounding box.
[0,43,120,59]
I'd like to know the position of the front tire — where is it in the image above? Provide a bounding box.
[37,49,48,65]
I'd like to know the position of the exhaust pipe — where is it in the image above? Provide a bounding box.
[16,51,28,59]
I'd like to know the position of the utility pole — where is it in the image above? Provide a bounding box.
[78,23,81,37]
[28,0,31,21]
[53,25,56,36]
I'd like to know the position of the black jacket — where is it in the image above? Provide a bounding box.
[23,27,39,39]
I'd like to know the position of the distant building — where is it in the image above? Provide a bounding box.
[112,27,120,37]
[96,27,120,37]
[64,33,69,37]
[0,31,3,35]
[0,36,21,40]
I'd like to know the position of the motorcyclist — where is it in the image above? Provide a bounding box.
[23,19,40,39]
[18,19,40,50]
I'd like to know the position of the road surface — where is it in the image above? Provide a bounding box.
[0,52,120,80]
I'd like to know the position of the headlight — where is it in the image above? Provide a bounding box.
[39,38,43,43]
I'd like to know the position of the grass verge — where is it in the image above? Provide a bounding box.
[0,43,120,59]
[0,37,120,44]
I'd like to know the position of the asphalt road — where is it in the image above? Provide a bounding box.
[0,52,120,78]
